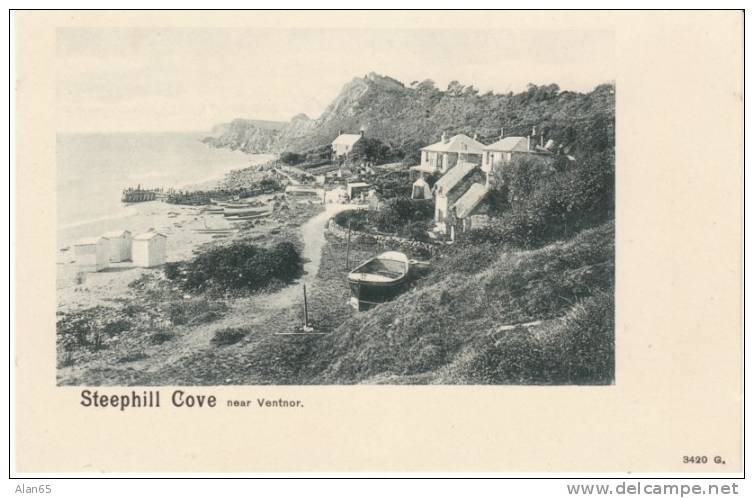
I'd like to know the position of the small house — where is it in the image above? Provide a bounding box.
[102,229,132,263]
[433,161,481,233]
[452,183,491,234]
[132,232,167,268]
[331,130,364,159]
[74,236,109,272]
[346,182,370,200]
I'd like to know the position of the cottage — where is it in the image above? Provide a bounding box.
[346,182,370,200]
[74,236,109,272]
[102,229,132,263]
[411,133,484,178]
[331,130,364,159]
[452,183,491,233]
[432,161,480,233]
[132,232,167,268]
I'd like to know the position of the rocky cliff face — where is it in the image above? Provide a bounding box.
[205,72,615,161]
[202,118,285,153]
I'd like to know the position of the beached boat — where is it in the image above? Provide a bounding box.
[347,251,412,311]
[223,206,269,217]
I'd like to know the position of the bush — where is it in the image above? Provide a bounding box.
[280,151,305,165]
[149,331,175,345]
[211,327,248,346]
[166,299,228,326]
[178,241,304,294]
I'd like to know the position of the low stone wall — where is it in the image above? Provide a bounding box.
[327,217,437,254]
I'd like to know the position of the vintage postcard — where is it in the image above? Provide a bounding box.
[12,10,743,474]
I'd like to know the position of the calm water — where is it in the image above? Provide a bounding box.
[57,132,269,229]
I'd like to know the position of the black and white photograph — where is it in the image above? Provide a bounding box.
[54,27,616,386]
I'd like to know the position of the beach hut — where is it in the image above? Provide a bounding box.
[102,229,132,263]
[74,236,109,272]
[132,232,167,268]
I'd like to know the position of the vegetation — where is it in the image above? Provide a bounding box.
[207,74,614,169]
[334,197,434,238]
[165,241,304,294]
[211,328,248,347]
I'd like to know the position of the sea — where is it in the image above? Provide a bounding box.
[56,132,272,248]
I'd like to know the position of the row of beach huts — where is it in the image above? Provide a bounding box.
[73,230,167,272]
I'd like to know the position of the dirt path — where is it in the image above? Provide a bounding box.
[120,203,358,375]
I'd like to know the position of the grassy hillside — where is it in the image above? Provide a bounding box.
[311,221,614,384]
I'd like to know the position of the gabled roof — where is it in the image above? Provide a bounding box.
[133,232,166,241]
[454,183,488,218]
[421,134,484,154]
[483,136,529,152]
[434,161,477,194]
[332,134,362,147]
[103,229,132,238]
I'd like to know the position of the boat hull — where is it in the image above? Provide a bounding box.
[347,251,412,311]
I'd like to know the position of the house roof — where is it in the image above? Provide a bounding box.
[102,229,132,238]
[133,232,166,241]
[483,136,529,152]
[434,161,477,194]
[74,236,106,246]
[421,134,484,154]
[332,134,362,147]
[454,183,488,218]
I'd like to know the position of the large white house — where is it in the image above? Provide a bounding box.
[410,133,484,179]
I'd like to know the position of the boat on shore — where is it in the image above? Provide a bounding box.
[347,251,412,311]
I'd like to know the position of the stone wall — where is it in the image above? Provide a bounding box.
[327,218,438,255]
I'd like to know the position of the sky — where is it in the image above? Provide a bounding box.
[56,27,614,133]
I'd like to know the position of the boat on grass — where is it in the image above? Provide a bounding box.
[347,251,412,311]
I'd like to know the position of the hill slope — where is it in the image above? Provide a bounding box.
[205,72,615,162]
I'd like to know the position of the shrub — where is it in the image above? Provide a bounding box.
[178,241,304,294]
[211,327,248,346]
[149,331,175,345]
[280,151,305,165]
[163,262,181,280]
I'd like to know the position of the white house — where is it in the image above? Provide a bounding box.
[74,236,109,272]
[482,127,552,185]
[102,229,132,263]
[411,133,484,179]
[331,130,364,159]
[132,232,167,268]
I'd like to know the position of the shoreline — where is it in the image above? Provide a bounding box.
[57,152,276,250]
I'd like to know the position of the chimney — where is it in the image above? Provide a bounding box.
[500,127,504,139]
[338,129,343,136]
[473,133,478,141]
[441,132,448,144]
[531,125,537,137]
[360,125,366,137]
[527,136,531,151]
[540,134,544,147]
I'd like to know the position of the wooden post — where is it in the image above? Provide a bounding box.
[345,219,352,270]
[303,284,309,328]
